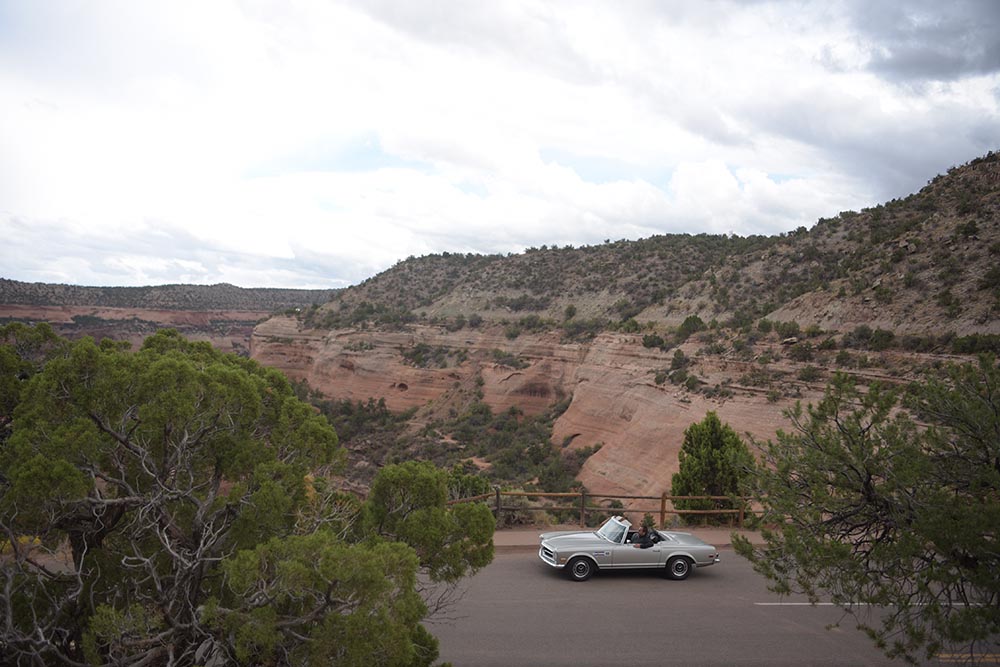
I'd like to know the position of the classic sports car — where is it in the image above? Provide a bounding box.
[538,515,720,581]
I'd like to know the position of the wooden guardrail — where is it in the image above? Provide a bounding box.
[450,490,751,528]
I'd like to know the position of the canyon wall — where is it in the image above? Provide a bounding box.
[1,304,269,354]
[252,316,816,499]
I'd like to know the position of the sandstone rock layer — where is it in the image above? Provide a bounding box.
[252,317,813,501]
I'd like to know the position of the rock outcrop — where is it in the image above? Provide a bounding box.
[0,304,269,354]
[252,317,820,499]
[252,316,580,416]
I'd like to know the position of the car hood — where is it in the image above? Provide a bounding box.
[539,531,607,549]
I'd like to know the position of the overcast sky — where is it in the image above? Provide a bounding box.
[2,1,999,289]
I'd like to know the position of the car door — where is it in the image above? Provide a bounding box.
[611,540,662,568]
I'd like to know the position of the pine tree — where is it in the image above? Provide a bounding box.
[670,412,754,524]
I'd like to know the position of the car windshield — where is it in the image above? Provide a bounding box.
[596,519,627,544]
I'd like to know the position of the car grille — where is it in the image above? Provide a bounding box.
[539,545,556,565]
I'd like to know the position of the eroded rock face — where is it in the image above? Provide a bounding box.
[0,304,268,354]
[546,337,796,500]
[251,316,579,416]
[251,317,812,499]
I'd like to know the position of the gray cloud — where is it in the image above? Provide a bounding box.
[847,0,1000,82]
[0,215,358,289]
[341,0,605,86]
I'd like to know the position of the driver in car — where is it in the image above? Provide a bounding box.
[632,524,654,549]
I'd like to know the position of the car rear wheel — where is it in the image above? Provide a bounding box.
[567,557,595,581]
[665,556,692,580]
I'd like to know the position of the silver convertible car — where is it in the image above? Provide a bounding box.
[538,515,720,581]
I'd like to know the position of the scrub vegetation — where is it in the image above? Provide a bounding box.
[0,325,493,666]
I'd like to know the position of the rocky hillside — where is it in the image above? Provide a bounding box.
[253,152,1000,504]
[0,280,335,311]
[0,281,337,355]
[308,151,1000,336]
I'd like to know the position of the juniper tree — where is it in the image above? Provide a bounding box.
[670,412,755,524]
[0,328,494,666]
[735,361,1000,663]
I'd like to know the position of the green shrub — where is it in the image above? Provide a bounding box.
[677,315,706,341]
[798,366,822,382]
[562,318,607,342]
[492,349,529,369]
[870,329,895,351]
[400,343,454,368]
[951,334,1000,355]
[775,321,801,338]
[900,335,938,352]
[937,289,961,317]
[978,266,1000,291]
[642,333,666,349]
[702,342,727,355]
[619,318,640,333]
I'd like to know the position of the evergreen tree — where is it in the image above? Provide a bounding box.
[0,328,493,666]
[670,412,754,523]
[735,361,1000,663]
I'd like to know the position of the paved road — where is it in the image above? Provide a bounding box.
[432,551,917,666]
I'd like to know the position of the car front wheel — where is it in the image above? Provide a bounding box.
[666,556,692,580]
[567,557,595,581]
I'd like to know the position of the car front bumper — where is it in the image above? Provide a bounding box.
[538,544,563,568]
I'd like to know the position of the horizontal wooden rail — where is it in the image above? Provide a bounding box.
[450,489,755,528]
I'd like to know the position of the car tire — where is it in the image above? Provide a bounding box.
[665,556,692,580]
[567,557,595,581]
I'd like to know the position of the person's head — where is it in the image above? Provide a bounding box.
[638,525,648,535]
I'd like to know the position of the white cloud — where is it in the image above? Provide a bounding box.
[0,0,998,288]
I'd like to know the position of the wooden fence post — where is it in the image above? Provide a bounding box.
[494,487,502,522]
[579,491,586,527]
[660,492,667,528]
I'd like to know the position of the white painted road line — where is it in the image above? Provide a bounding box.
[754,602,868,606]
